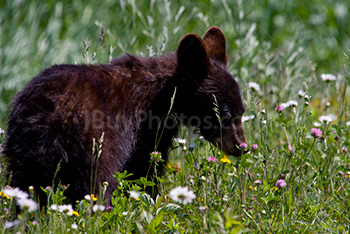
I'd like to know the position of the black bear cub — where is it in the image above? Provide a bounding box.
[4,27,247,204]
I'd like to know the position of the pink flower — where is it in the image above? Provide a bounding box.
[276,179,287,188]
[251,144,258,152]
[207,156,217,163]
[311,128,322,138]
[288,145,293,154]
[275,105,285,112]
[239,143,248,150]
[150,151,162,162]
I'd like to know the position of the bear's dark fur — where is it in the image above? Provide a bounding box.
[4,27,247,205]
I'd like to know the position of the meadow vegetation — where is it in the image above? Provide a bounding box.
[0,0,350,233]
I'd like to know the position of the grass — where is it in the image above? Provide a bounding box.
[1,0,350,233]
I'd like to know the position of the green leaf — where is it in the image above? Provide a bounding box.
[156,203,182,215]
[148,214,163,232]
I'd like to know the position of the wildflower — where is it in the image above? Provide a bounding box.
[169,186,196,205]
[242,115,255,122]
[276,179,287,188]
[122,211,128,216]
[275,104,286,112]
[0,128,4,134]
[288,145,293,154]
[248,82,261,92]
[220,156,231,164]
[346,121,350,126]
[298,90,306,97]
[319,114,336,124]
[174,138,186,145]
[92,204,105,213]
[321,73,336,82]
[129,190,140,200]
[199,206,208,212]
[4,220,20,229]
[251,144,258,152]
[0,191,10,199]
[311,128,322,138]
[2,187,28,200]
[90,194,98,201]
[72,211,79,216]
[313,122,322,127]
[50,204,58,211]
[207,156,217,163]
[150,151,162,162]
[17,198,38,212]
[58,204,74,216]
[32,221,39,226]
[84,194,91,201]
[275,100,298,112]
[71,223,78,230]
[239,143,248,150]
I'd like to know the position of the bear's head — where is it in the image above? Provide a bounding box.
[176,26,247,156]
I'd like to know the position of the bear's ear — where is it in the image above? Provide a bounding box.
[177,33,209,81]
[203,26,228,66]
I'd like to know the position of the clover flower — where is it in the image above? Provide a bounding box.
[276,179,287,188]
[207,156,217,163]
[321,73,336,82]
[239,143,248,150]
[311,128,322,138]
[169,186,196,205]
[251,144,258,152]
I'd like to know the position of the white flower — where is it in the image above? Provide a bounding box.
[321,73,336,82]
[17,198,38,212]
[4,220,20,229]
[286,100,298,107]
[71,223,78,230]
[319,114,336,124]
[58,204,74,216]
[2,187,29,200]
[346,121,350,126]
[298,90,306,97]
[199,206,208,212]
[174,138,186,145]
[0,128,4,134]
[248,82,261,91]
[122,211,128,216]
[169,186,196,205]
[242,115,255,123]
[92,204,105,213]
[50,204,58,211]
[84,194,91,201]
[313,122,322,127]
[129,190,140,200]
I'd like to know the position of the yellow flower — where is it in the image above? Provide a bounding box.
[270,187,278,191]
[72,211,79,216]
[249,185,253,190]
[90,194,97,201]
[220,156,231,164]
[0,191,10,199]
